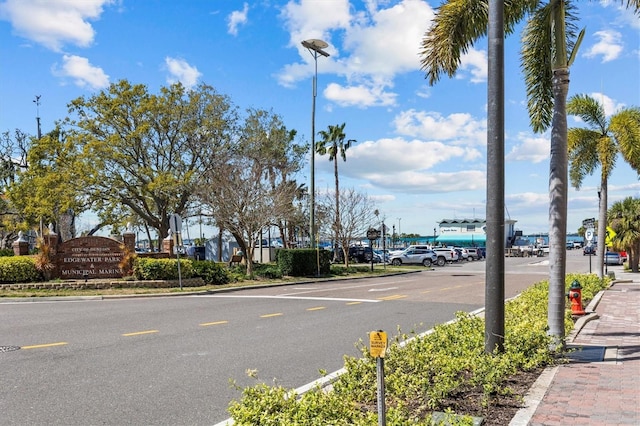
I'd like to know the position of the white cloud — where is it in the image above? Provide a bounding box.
[369,169,485,193]
[164,57,201,89]
[324,79,397,107]
[505,132,549,163]
[341,0,434,77]
[281,0,351,47]
[53,55,109,89]
[278,0,435,107]
[227,3,249,36]
[583,30,623,63]
[313,136,484,194]
[459,48,488,83]
[392,109,487,146]
[600,1,640,29]
[0,0,114,51]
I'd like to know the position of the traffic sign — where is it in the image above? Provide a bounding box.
[582,217,595,227]
[585,228,595,241]
[367,227,381,240]
[369,330,387,358]
[605,226,617,247]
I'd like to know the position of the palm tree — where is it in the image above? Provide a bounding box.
[567,94,640,278]
[316,123,356,263]
[420,0,640,348]
[608,197,640,273]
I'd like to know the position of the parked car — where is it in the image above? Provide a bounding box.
[583,245,596,255]
[604,251,623,265]
[389,248,438,267]
[349,246,374,263]
[619,251,628,263]
[374,249,390,263]
[452,248,468,261]
[466,248,481,260]
[432,247,458,264]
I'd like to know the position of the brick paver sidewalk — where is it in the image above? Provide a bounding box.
[528,282,640,425]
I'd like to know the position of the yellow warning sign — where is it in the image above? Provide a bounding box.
[606,226,617,247]
[369,330,388,358]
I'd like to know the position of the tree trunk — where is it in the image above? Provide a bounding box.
[547,66,570,349]
[631,240,640,273]
[596,178,607,278]
[334,157,340,263]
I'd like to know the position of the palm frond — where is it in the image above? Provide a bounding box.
[567,94,607,133]
[521,5,554,133]
[618,0,640,14]
[610,107,640,173]
[568,127,599,189]
[420,0,490,85]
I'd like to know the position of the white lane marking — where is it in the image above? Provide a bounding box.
[368,287,399,292]
[278,280,413,297]
[194,295,380,303]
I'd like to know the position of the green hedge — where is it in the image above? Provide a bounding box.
[133,258,233,284]
[192,260,230,285]
[133,258,195,280]
[0,256,42,283]
[277,249,331,276]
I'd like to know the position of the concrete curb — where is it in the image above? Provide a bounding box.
[0,270,420,303]
[0,295,104,303]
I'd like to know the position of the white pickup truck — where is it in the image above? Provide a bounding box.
[432,247,458,264]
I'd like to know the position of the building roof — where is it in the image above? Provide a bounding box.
[438,218,485,224]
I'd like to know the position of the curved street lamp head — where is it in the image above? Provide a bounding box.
[301,39,330,57]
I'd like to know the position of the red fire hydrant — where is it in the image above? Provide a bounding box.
[567,280,586,316]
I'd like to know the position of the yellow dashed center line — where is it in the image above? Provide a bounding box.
[260,313,283,318]
[21,342,68,350]
[378,294,408,301]
[122,330,159,337]
[200,321,229,327]
[306,306,326,311]
[346,301,362,305]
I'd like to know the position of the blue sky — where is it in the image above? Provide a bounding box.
[1,0,639,239]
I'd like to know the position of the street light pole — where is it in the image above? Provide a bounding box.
[302,39,329,250]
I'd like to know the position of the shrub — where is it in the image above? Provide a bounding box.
[226,273,604,424]
[330,264,370,275]
[0,256,41,283]
[33,238,55,280]
[133,258,194,280]
[277,249,331,276]
[192,260,230,285]
[252,263,283,280]
[0,249,14,257]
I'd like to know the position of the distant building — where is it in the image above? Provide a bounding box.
[435,218,517,247]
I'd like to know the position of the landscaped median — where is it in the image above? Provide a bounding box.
[224,273,609,425]
[0,255,402,297]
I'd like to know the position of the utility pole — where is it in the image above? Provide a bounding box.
[485,0,505,354]
[33,95,42,139]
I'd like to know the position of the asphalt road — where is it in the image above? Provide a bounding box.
[0,250,595,425]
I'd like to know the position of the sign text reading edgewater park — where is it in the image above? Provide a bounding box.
[57,236,125,279]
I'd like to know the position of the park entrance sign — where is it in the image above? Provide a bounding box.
[57,236,126,279]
